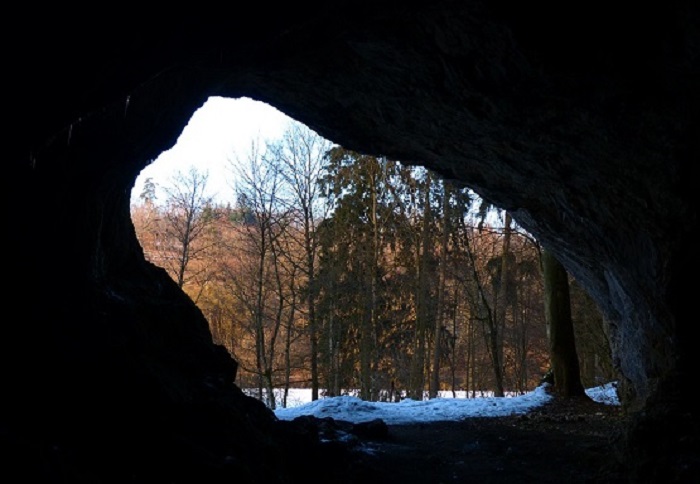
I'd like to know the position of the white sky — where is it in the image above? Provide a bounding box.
[272,382,620,425]
[131,96,295,205]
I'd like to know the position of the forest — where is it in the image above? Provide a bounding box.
[130,121,615,410]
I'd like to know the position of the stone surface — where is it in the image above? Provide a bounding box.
[7,1,698,481]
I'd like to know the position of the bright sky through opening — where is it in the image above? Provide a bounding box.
[131,97,294,205]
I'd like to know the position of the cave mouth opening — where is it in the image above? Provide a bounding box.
[127,93,613,412]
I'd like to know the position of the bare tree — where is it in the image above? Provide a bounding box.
[270,122,334,401]
[160,167,216,294]
[229,139,291,408]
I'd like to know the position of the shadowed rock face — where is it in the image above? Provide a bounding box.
[7,1,698,481]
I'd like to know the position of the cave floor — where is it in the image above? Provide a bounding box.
[334,396,628,484]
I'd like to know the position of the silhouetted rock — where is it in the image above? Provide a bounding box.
[7,1,698,481]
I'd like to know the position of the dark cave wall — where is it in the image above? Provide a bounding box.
[217,0,697,416]
[7,0,698,481]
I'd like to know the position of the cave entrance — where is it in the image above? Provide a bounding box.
[129,96,614,412]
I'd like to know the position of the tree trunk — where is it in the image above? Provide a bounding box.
[542,249,587,398]
[430,181,451,398]
[410,175,433,400]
